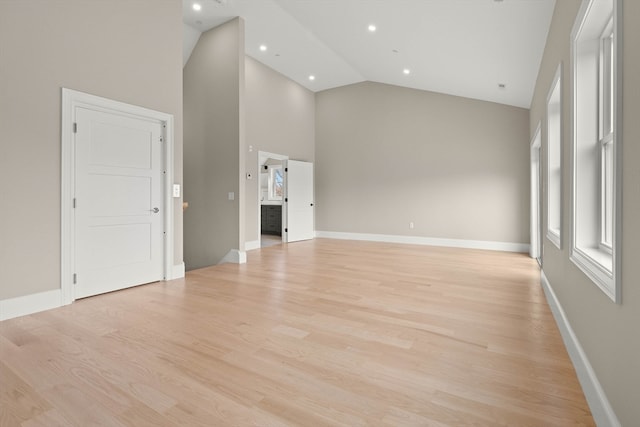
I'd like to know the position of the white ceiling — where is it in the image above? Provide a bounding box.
[182,0,556,108]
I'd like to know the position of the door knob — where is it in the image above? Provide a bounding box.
[152,207,159,213]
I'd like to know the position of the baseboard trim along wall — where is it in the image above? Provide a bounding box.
[540,271,621,427]
[218,249,247,264]
[245,240,260,251]
[0,289,63,321]
[1,263,187,322]
[315,231,530,253]
[170,262,186,280]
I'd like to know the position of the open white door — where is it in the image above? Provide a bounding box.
[285,160,314,242]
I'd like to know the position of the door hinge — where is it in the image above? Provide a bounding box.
[285,198,288,202]
[160,136,164,142]
[73,273,77,284]
[285,228,288,233]
[73,198,76,208]
[285,168,288,172]
[73,123,77,133]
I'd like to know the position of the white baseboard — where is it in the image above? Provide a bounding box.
[0,289,62,321]
[169,262,185,280]
[1,265,189,322]
[245,240,260,251]
[540,271,620,427]
[218,249,247,265]
[315,231,529,253]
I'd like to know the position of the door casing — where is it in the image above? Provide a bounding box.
[61,88,176,305]
[530,123,542,263]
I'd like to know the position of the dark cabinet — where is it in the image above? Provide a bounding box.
[261,205,282,235]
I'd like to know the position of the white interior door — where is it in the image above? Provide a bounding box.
[285,160,314,242]
[75,107,164,298]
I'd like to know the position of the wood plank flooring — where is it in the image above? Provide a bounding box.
[0,239,594,426]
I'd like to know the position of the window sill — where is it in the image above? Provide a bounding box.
[547,229,561,249]
[570,246,616,302]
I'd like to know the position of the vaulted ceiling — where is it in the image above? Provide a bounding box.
[183,0,556,108]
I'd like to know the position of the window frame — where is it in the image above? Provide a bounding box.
[546,65,563,249]
[598,20,614,252]
[570,0,622,303]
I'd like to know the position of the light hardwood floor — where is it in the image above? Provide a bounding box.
[0,239,593,426]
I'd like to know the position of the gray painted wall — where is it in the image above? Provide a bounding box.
[530,1,640,424]
[315,82,530,245]
[0,0,183,301]
[183,18,246,270]
[244,57,315,244]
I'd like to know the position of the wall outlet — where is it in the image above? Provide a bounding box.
[172,184,181,198]
[228,192,235,201]
[409,221,414,229]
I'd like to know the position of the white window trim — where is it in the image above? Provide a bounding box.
[546,64,562,249]
[570,0,622,303]
[598,19,614,253]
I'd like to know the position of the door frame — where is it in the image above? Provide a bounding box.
[257,151,288,247]
[530,122,542,262]
[61,88,175,305]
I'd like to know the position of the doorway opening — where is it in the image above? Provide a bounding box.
[258,151,288,248]
[530,123,542,264]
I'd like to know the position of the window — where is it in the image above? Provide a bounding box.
[571,0,620,302]
[599,21,614,251]
[546,66,562,248]
[268,166,284,200]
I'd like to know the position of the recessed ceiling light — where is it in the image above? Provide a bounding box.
[259,45,267,52]
[192,3,202,11]
[368,24,377,32]
[403,69,411,75]
[309,75,316,81]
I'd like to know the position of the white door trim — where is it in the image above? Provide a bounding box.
[530,122,542,261]
[61,88,175,305]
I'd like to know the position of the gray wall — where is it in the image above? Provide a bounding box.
[530,1,640,424]
[315,81,530,245]
[244,57,315,243]
[0,0,183,301]
[183,19,246,270]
